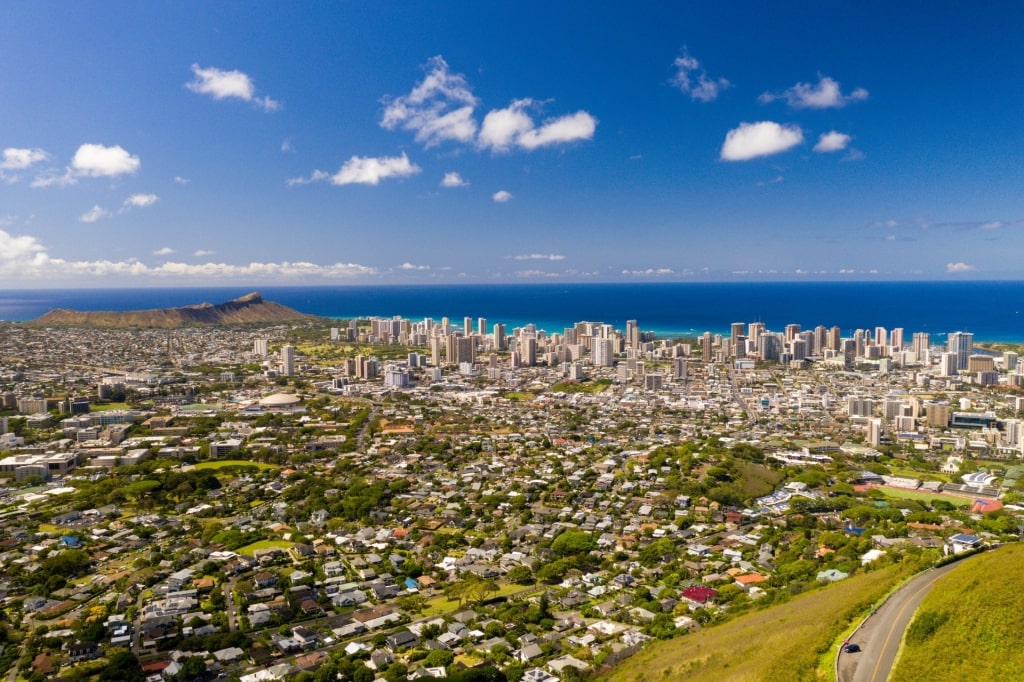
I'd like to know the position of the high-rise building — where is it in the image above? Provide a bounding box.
[940,352,958,377]
[253,338,269,356]
[791,338,807,361]
[829,326,841,351]
[730,322,745,347]
[912,332,930,358]
[493,323,507,351]
[674,357,688,380]
[625,320,639,350]
[593,338,615,367]
[890,327,904,351]
[814,325,828,354]
[948,331,973,370]
[874,327,888,348]
[784,323,801,343]
[477,317,487,336]
[700,332,713,360]
[281,345,295,376]
[521,337,537,366]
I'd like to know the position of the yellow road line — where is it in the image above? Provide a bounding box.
[869,575,937,682]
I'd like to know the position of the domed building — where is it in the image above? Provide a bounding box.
[258,392,301,409]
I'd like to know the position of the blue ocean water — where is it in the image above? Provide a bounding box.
[1,281,1023,342]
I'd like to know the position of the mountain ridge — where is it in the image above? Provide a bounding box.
[27,291,311,328]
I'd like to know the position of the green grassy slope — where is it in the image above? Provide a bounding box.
[891,545,1024,681]
[602,564,906,682]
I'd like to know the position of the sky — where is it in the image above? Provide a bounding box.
[2,2,1024,287]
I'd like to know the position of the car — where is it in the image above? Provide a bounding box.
[843,643,861,654]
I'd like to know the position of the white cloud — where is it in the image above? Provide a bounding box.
[978,221,1003,231]
[186,64,280,111]
[124,193,159,208]
[381,56,479,147]
[174,176,190,184]
[516,269,559,278]
[0,230,47,266]
[946,261,976,273]
[621,268,675,276]
[492,190,512,203]
[79,205,110,223]
[518,111,597,150]
[289,154,421,187]
[1,147,49,170]
[399,262,430,270]
[720,121,803,161]
[0,230,379,282]
[478,100,536,152]
[479,99,596,151]
[287,170,330,186]
[441,172,468,188]
[813,131,852,153]
[671,49,730,102]
[72,143,140,177]
[760,76,868,109]
[510,253,565,261]
[194,249,215,257]
[382,56,598,153]
[331,153,420,185]
[281,138,294,153]
[153,247,175,256]
[30,169,76,188]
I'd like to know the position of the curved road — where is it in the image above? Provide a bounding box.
[837,560,964,682]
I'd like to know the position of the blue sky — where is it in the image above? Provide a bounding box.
[2,2,1023,287]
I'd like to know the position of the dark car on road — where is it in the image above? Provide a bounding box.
[843,643,861,654]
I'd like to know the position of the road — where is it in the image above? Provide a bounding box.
[837,560,964,682]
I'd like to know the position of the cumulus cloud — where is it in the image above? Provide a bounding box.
[381,56,598,153]
[186,64,280,111]
[79,205,110,223]
[492,190,512,203]
[0,229,379,283]
[671,49,730,102]
[381,56,479,147]
[72,143,140,177]
[194,249,215,257]
[124,193,159,208]
[760,76,868,109]
[518,111,598,150]
[0,230,47,266]
[813,131,852,153]
[174,176,190,184]
[1,147,49,170]
[399,262,430,270]
[946,261,976,273]
[720,121,803,161]
[290,154,421,186]
[153,247,175,256]
[509,253,565,261]
[441,172,468,187]
[478,99,596,152]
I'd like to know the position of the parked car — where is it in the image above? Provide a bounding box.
[843,643,861,654]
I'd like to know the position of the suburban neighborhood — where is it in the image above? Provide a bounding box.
[0,315,1021,682]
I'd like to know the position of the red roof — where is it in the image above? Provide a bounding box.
[682,585,718,603]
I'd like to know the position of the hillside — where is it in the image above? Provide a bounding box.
[891,545,1024,681]
[602,564,905,682]
[27,292,311,328]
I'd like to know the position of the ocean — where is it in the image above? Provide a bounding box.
[1,281,1023,343]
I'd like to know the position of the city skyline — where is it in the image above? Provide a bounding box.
[3,3,1024,287]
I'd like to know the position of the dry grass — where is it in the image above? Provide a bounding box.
[601,564,906,682]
